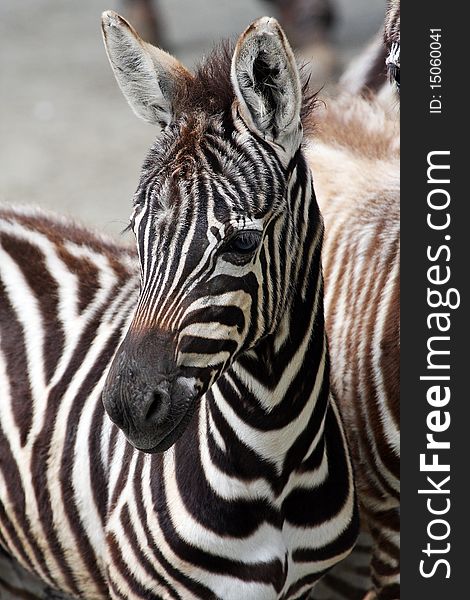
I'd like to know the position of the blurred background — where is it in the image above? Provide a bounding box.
[0,0,384,237]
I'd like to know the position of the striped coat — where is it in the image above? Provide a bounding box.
[0,14,359,600]
[0,206,138,598]
[306,93,400,600]
[309,3,400,597]
[0,203,359,600]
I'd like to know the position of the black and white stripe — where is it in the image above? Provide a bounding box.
[339,0,400,99]
[307,77,400,600]
[0,14,359,600]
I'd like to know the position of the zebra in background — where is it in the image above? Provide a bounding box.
[0,205,140,600]
[0,14,359,599]
[306,40,400,600]
[307,3,400,599]
[340,0,400,99]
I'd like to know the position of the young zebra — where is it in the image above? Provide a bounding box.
[310,5,400,595]
[306,88,400,599]
[0,14,359,600]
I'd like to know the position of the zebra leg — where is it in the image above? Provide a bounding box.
[271,0,338,84]
[0,550,73,600]
[120,0,166,47]
[309,532,373,600]
[366,506,400,600]
[265,0,336,47]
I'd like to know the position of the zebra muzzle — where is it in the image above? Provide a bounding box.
[102,333,199,453]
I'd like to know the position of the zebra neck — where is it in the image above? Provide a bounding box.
[206,172,329,469]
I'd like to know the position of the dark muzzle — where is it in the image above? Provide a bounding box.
[102,330,198,452]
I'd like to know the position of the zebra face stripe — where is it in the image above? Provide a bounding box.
[103,119,301,453]
[385,0,400,93]
[386,41,400,93]
[101,13,309,454]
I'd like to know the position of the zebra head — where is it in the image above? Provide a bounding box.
[385,0,400,92]
[101,12,314,452]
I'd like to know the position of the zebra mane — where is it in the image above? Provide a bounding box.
[384,0,400,48]
[171,40,319,133]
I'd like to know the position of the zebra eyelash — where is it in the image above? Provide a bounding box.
[122,212,139,235]
[221,230,262,253]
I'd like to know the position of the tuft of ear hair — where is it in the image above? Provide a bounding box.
[231,17,302,144]
[101,10,192,130]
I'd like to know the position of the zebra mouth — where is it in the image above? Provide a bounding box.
[133,395,199,454]
[103,362,201,454]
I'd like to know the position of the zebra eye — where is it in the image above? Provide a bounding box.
[224,231,261,255]
[393,67,400,90]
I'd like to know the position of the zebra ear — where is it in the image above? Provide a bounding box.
[101,11,192,130]
[231,17,302,144]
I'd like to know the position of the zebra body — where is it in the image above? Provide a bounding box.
[0,182,354,600]
[306,93,399,600]
[308,4,400,597]
[0,14,358,600]
[0,206,138,598]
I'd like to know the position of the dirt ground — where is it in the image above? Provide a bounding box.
[0,0,384,237]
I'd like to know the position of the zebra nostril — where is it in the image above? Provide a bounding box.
[145,391,162,420]
[143,385,170,425]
